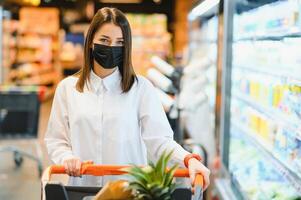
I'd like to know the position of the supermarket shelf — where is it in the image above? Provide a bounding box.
[9,65,54,78]
[132,50,168,54]
[16,58,43,63]
[232,91,301,138]
[19,72,58,85]
[17,45,41,49]
[132,34,170,39]
[234,30,301,42]
[215,179,240,200]
[18,31,58,36]
[230,175,249,200]
[17,45,58,51]
[233,65,301,81]
[20,79,54,86]
[231,121,301,194]
[60,61,81,70]
[199,39,218,44]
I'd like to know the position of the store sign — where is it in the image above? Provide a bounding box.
[19,7,59,35]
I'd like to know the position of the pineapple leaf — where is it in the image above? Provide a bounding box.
[157,187,169,196]
[169,182,177,193]
[128,172,149,185]
[138,193,152,200]
[127,166,152,183]
[127,150,178,200]
[148,161,156,169]
[148,161,156,179]
[163,151,174,169]
[129,182,148,194]
[163,164,178,187]
[156,188,172,200]
[149,184,163,195]
[156,150,173,180]
[155,150,166,179]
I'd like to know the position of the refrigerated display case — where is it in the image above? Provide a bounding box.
[218,0,301,199]
[183,1,221,165]
[188,16,218,113]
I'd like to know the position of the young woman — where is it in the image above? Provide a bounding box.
[45,7,210,189]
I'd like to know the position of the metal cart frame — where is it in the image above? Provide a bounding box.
[42,164,204,200]
[0,91,43,176]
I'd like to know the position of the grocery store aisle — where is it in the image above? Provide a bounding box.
[0,100,52,200]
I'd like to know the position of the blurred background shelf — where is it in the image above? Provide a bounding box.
[234,30,301,41]
[231,122,301,193]
[232,91,301,132]
[233,65,301,81]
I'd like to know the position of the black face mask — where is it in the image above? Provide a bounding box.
[92,43,124,69]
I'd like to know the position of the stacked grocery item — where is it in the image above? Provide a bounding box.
[60,41,84,73]
[229,130,300,200]
[234,0,301,40]
[126,14,172,76]
[1,18,18,83]
[231,96,301,178]
[233,39,301,77]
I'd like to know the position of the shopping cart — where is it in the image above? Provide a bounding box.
[42,163,204,200]
[0,89,44,176]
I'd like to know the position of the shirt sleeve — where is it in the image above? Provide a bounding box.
[44,80,75,164]
[138,78,190,166]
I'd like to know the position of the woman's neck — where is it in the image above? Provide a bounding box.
[93,61,117,78]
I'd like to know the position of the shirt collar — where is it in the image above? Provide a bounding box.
[89,68,121,93]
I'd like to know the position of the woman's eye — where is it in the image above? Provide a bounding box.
[100,38,109,43]
[117,41,124,45]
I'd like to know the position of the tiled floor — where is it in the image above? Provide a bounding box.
[0,100,53,200]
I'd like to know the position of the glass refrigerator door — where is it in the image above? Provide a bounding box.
[186,15,219,163]
[189,16,218,124]
[227,0,301,199]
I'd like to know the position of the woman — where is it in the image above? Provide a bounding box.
[45,7,210,189]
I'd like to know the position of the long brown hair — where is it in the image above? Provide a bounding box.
[76,7,136,93]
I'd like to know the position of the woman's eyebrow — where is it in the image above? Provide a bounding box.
[117,37,124,40]
[100,35,110,38]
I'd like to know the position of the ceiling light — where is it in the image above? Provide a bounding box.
[188,0,220,21]
[153,0,161,3]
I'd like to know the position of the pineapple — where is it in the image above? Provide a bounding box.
[126,151,178,200]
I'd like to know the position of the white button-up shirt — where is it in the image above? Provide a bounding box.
[44,69,190,186]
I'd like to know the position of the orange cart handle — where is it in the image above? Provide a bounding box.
[47,163,204,189]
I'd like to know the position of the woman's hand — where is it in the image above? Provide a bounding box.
[188,158,211,190]
[63,158,94,177]
[63,157,82,177]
